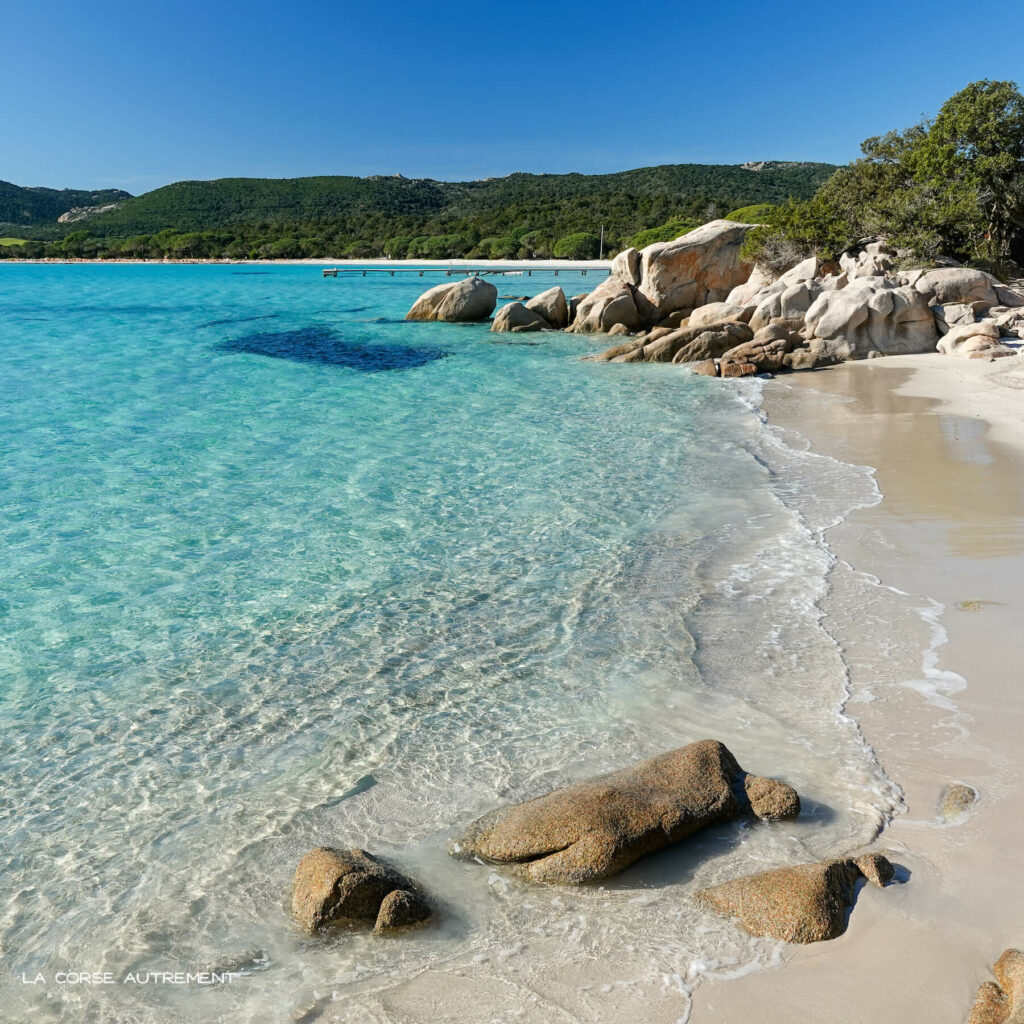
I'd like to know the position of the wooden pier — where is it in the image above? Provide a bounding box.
[322,266,602,278]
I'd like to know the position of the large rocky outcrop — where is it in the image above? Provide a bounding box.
[968,950,1024,1024]
[698,853,894,943]
[451,739,799,885]
[292,847,431,935]
[405,276,497,322]
[637,220,756,317]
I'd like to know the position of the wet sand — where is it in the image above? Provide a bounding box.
[694,357,1024,1022]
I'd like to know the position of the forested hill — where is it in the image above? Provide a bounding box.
[1,161,836,259]
[0,181,132,226]
[75,163,836,236]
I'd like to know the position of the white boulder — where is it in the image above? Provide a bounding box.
[804,277,937,358]
[406,276,498,322]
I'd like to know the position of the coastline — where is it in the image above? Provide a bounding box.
[693,355,1024,1021]
[0,257,613,269]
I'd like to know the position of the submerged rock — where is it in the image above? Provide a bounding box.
[405,276,497,322]
[940,782,978,823]
[969,950,1024,1024]
[292,847,431,935]
[698,852,894,943]
[451,739,800,885]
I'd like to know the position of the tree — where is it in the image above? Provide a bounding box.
[60,230,91,257]
[925,80,1024,262]
[553,232,601,259]
[743,80,1024,270]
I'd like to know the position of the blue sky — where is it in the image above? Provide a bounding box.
[3,0,1021,193]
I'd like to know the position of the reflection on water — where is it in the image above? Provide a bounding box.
[775,364,1024,559]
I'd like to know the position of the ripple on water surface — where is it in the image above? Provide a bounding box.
[0,264,905,1023]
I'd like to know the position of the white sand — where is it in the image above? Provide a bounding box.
[693,354,1024,1021]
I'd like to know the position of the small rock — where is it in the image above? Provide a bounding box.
[968,949,1024,1024]
[292,847,431,934]
[854,852,895,887]
[373,889,432,934]
[607,323,631,337]
[691,359,719,377]
[698,853,895,944]
[744,774,801,820]
[720,361,759,377]
[940,783,978,823]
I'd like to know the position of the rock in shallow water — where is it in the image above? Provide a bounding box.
[940,782,978,823]
[405,276,497,322]
[292,847,431,935]
[698,852,895,943]
[451,739,800,885]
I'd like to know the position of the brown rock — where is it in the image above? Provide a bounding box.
[940,782,978,823]
[745,774,801,820]
[292,847,431,934]
[720,334,798,373]
[968,950,1024,1023]
[452,740,799,885]
[568,294,587,325]
[691,359,720,377]
[611,246,641,286]
[720,361,759,377]
[373,889,432,934]
[607,323,631,337]
[854,852,895,888]
[656,309,691,330]
[589,338,645,362]
[638,220,756,316]
[670,323,755,363]
[699,854,894,944]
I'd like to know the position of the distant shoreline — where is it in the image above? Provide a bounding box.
[0,257,612,270]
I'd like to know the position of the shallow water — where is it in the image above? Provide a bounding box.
[1,265,907,1022]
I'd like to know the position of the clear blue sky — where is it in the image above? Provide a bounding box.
[3,0,1021,194]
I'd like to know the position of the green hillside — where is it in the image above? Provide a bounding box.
[1,161,836,259]
[0,181,132,227]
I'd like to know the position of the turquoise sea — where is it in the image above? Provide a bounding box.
[1,264,903,1022]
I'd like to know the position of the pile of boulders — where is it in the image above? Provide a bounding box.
[588,232,1024,372]
[403,224,1024,373]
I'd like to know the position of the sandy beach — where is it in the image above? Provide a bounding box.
[692,354,1024,1021]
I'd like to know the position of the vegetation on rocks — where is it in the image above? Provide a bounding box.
[743,80,1024,274]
